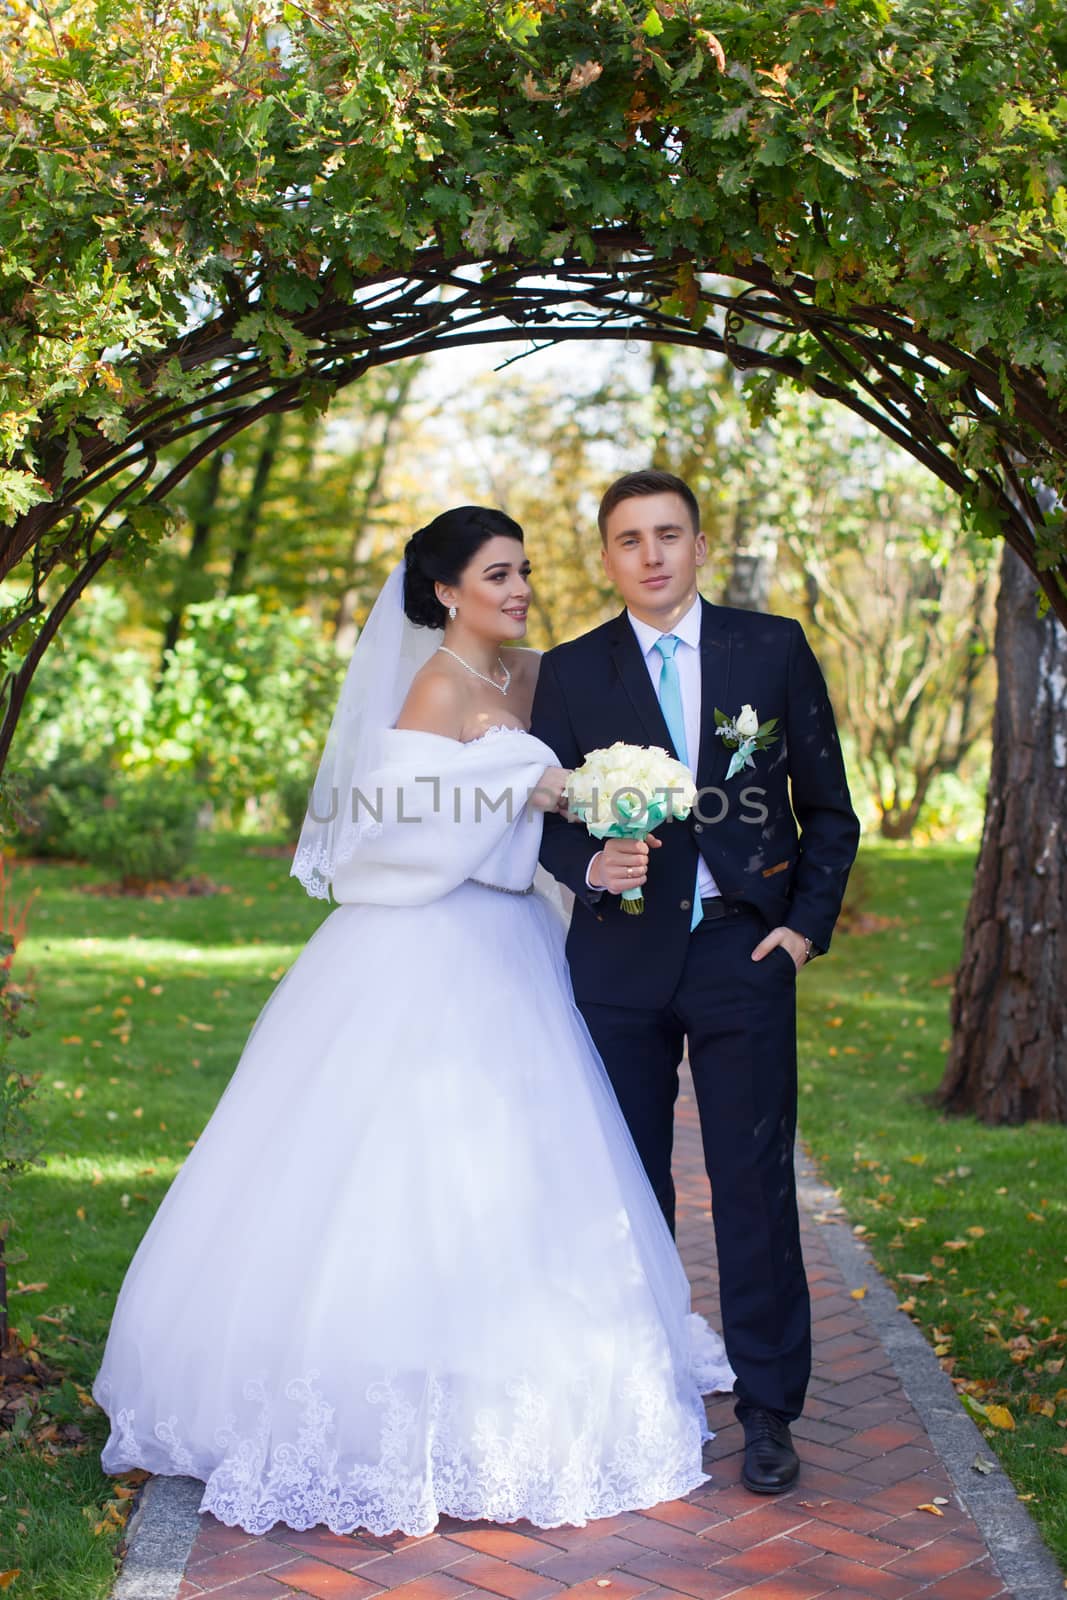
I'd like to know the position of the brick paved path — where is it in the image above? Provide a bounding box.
[173,1072,1011,1600]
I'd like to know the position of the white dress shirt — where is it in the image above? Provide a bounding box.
[586,594,719,901]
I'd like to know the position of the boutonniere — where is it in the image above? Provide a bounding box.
[714,704,780,781]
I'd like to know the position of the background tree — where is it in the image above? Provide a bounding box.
[140,360,430,663]
[938,549,1067,1122]
[770,403,997,840]
[647,341,775,611]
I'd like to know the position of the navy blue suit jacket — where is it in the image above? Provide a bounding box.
[530,598,860,1009]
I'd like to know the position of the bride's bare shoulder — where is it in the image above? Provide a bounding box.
[395,656,466,738]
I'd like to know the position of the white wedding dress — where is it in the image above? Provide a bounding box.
[93,725,734,1537]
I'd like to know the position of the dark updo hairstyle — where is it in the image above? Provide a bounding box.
[403,506,525,629]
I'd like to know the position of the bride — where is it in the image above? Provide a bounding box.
[93,505,734,1538]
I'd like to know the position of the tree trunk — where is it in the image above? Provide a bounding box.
[226,412,283,596]
[333,363,421,652]
[0,1227,8,1350]
[158,447,225,674]
[937,547,1067,1123]
[721,495,777,612]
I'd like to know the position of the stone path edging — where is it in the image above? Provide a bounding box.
[109,1472,202,1599]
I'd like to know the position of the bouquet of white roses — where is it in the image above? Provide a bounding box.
[566,742,696,915]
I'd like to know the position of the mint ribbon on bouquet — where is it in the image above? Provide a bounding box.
[714,704,780,781]
[567,741,696,915]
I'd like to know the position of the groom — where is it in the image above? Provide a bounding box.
[531,470,860,1495]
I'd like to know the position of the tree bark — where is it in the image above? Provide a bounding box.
[333,363,421,652]
[226,412,283,596]
[721,495,777,612]
[937,547,1067,1122]
[158,447,225,674]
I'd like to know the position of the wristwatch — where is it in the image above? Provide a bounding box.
[802,936,814,964]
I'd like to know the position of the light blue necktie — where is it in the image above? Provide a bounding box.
[654,635,703,932]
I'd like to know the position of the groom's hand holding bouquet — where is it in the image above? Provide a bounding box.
[565,741,696,913]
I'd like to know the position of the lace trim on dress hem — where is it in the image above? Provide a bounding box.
[195,1464,712,1539]
[97,1359,718,1539]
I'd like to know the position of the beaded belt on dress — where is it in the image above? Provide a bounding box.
[466,877,536,896]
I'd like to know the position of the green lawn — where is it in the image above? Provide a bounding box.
[799,842,1067,1570]
[1,835,331,1597]
[0,835,1064,1594]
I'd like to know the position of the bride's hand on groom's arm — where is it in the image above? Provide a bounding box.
[588,835,662,895]
[530,766,573,813]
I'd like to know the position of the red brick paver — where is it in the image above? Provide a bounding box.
[168,1069,1014,1598]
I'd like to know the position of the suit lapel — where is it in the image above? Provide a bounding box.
[696,598,733,789]
[607,610,677,754]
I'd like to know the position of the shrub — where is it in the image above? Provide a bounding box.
[66,770,201,886]
[8,751,114,860]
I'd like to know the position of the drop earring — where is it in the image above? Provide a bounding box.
[448,605,457,621]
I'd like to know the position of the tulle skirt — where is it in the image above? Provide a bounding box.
[93,881,734,1535]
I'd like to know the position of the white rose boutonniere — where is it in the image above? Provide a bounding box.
[715,704,780,780]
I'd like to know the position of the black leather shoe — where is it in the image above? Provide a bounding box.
[740,1408,799,1494]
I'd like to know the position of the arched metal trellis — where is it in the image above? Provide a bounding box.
[3,232,1066,771]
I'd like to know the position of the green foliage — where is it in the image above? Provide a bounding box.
[12,752,115,861]
[10,585,345,824]
[63,770,201,888]
[11,753,200,883]
[147,596,344,812]
[3,585,151,769]
[0,934,41,1229]
[1,0,1065,561]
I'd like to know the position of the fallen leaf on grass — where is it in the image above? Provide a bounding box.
[0,1573,20,1591]
[961,1392,1007,1428]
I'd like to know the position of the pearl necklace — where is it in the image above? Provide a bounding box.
[438,645,511,696]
